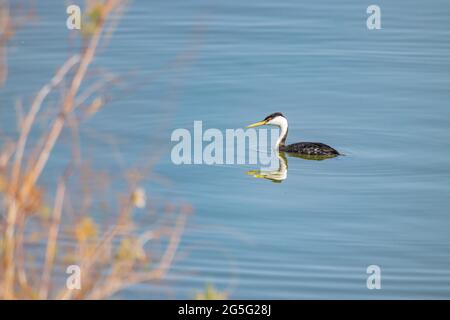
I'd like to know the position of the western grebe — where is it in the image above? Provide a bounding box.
[247,112,340,157]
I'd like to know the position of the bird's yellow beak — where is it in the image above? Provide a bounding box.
[246,120,267,128]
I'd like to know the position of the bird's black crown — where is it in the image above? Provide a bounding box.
[264,112,284,121]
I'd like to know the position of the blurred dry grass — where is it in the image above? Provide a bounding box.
[0,0,191,299]
[195,284,228,300]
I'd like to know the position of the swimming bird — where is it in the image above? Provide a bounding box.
[246,112,340,157]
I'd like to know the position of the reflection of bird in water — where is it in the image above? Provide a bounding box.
[247,112,340,157]
[246,152,288,183]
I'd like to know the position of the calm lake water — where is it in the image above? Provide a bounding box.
[2,0,450,299]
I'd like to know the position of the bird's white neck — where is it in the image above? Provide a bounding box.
[272,117,288,150]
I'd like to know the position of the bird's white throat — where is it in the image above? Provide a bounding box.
[267,116,288,149]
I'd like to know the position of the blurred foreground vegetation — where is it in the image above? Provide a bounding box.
[0,0,191,299]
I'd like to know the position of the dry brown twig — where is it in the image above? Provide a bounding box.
[0,0,191,300]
